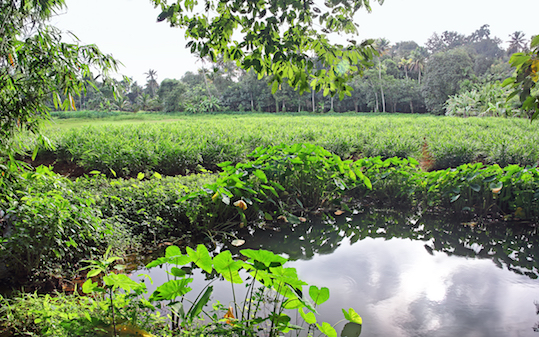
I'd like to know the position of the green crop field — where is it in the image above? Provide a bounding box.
[19,112,539,177]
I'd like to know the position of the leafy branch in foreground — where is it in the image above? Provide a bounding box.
[503,34,539,121]
[0,0,120,155]
[151,0,382,97]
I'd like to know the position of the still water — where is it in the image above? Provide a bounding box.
[137,209,539,336]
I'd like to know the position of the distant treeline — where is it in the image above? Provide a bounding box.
[58,25,531,116]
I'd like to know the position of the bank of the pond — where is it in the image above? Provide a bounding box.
[2,143,538,291]
[3,209,539,337]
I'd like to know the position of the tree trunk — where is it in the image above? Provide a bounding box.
[202,68,214,112]
[250,93,254,112]
[275,99,279,113]
[312,90,315,112]
[330,96,334,111]
[378,58,386,112]
[410,100,414,114]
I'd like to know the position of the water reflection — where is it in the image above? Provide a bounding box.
[223,208,539,280]
[140,209,539,336]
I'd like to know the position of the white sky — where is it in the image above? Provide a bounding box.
[50,0,539,84]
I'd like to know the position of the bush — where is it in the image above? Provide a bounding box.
[444,82,519,117]
[0,166,107,283]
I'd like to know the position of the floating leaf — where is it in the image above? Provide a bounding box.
[341,322,362,337]
[231,239,245,246]
[490,181,503,194]
[334,210,344,215]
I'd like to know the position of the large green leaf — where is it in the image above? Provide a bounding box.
[187,285,213,320]
[241,249,288,268]
[299,307,317,324]
[342,308,362,325]
[151,278,193,301]
[309,285,330,305]
[316,322,337,337]
[186,244,213,274]
[213,250,243,284]
[103,274,145,293]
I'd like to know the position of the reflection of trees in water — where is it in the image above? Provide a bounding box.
[224,208,539,280]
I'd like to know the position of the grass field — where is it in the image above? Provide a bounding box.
[19,112,539,177]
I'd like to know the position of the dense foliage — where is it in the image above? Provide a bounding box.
[152,0,382,98]
[65,25,532,116]
[0,0,118,154]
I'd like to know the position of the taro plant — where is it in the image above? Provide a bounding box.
[81,247,161,336]
[185,143,372,227]
[145,244,363,337]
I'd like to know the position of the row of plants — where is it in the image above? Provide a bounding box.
[19,113,539,177]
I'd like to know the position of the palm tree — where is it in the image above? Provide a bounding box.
[144,69,158,97]
[374,38,390,112]
[409,48,427,85]
[398,58,411,80]
[507,31,527,55]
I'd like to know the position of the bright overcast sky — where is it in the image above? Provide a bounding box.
[50,0,538,84]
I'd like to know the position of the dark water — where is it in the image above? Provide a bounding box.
[137,209,539,336]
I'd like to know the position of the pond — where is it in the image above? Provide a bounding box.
[136,208,539,336]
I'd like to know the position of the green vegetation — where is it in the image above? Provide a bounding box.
[1,1,538,336]
[1,245,363,337]
[22,113,539,177]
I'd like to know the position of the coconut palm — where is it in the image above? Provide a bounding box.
[409,48,427,85]
[144,69,159,97]
[507,31,527,55]
[398,58,411,80]
[374,38,390,112]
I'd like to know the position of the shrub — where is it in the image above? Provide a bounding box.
[0,166,107,283]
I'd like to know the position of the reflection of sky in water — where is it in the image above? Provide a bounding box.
[287,237,539,337]
[135,235,539,337]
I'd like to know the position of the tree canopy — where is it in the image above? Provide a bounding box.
[0,0,118,152]
[151,0,383,99]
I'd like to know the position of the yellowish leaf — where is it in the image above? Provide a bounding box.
[233,199,247,210]
[224,306,236,325]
